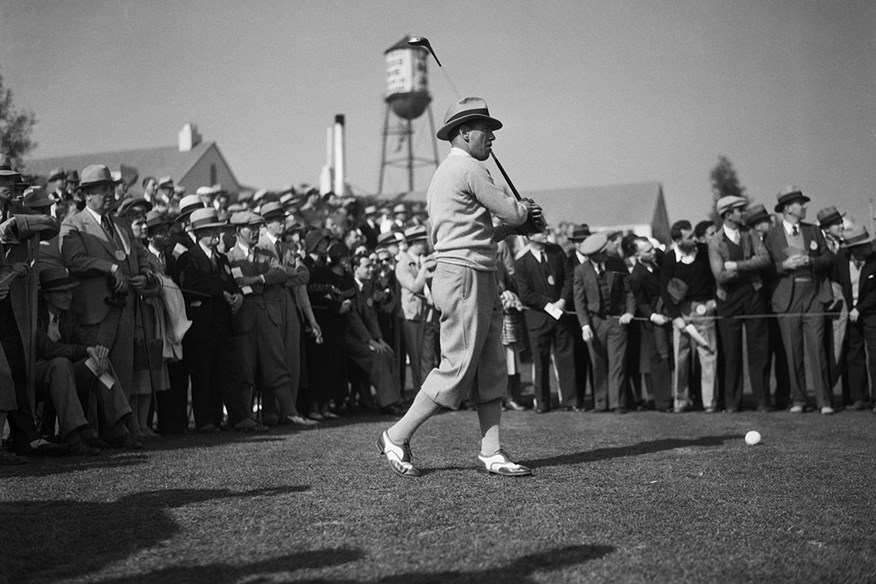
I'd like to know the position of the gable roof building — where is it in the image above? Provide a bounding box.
[25,123,241,196]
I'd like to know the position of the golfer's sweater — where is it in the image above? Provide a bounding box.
[426,148,528,272]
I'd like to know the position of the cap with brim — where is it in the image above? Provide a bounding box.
[436,97,503,141]
[304,230,329,253]
[48,168,65,182]
[744,204,770,227]
[118,197,153,215]
[376,230,405,248]
[840,225,875,249]
[578,232,609,256]
[188,208,227,232]
[39,268,79,292]
[568,224,591,242]
[404,225,427,242]
[260,201,286,222]
[230,211,265,227]
[816,206,845,229]
[145,210,174,230]
[23,186,56,209]
[77,165,115,190]
[774,186,810,213]
[158,176,174,189]
[716,195,748,216]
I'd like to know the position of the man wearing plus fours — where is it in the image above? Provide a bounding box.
[376,97,544,478]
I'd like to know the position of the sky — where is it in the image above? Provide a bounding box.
[2,0,875,226]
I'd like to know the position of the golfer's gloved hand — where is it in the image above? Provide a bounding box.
[514,199,546,235]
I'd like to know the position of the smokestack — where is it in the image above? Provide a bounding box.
[319,125,333,195]
[333,114,345,195]
[178,122,201,152]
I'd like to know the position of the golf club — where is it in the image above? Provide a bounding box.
[407,36,546,232]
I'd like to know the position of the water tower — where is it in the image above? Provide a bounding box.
[378,36,440,195]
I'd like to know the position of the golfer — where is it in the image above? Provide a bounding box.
[376,97,543,478]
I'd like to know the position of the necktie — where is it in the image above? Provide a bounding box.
[48,313,61,342]
[792,225,799,237]
[101,215,113,235]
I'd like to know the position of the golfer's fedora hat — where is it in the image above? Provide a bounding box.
[568,224,592,242]
[39,267,79,292]
[774,185,810,213]
[840,225,875,249]
[744,204,770,227]
[78,165,116,190]
[23,186,56,209]
[187,208,227,232]
[436,97,503,141]
[816,206,845,229]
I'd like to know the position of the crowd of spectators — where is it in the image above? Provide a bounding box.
[1,159,874,465]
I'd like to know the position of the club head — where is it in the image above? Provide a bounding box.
[407,36,441,66]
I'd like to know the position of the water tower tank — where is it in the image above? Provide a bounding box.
[384,36,431,120]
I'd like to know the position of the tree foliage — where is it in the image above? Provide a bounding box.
[0,70,37,169]
[708,155,749,221]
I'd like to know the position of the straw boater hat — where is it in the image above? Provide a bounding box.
[39,267,79,292]
[578,232,609,256]
[178,194,204,219]
[436,97,503,141]
[774,185,810,213]
[404,225,427,242]
[716,195,748,216]
[187,208,226,232]
[77,165,116,190]
[840,225,875,249]
[744,204,770,227]
[22,186,56,209]
[816,206,845,229]
[568,224,591,242]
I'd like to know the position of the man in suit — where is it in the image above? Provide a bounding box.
[835,226,876,411]
[516,232,577,412]
[225,211,290,432]
[36,268,141,454]
[359,204,380,250]
[629,237,673,412]
[564,224,592,409]
[257,202,315,426]
[708,196,771,412]
[176,208,245,432]
[763,186,835,414]
[60,165,152,430]
[661,221,718,413]
[573,232,635,413]
[818,205,850,402]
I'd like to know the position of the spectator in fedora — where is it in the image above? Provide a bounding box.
[836,226,876,411]
[818,205,850,402]
[565,224,593,409]
[47,168,67,202]
[23,186,65,274]
[763,186,835,414]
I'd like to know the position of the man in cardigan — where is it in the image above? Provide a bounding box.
[763,186,834,414]
[708,196,771,412]
[376,97,542,478]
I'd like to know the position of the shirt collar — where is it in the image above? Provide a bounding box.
[576,251,587,264]
[85,206,104,224]
[264,231,278,245]
[782,219,800,235]
[198,241,213,258]
[148,244,163,258]
[354,277,364,291]
[448,146,473,159]
[723,223,739,239]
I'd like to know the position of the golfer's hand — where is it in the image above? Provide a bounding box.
[849,308,860,323]
[619,313,634,325]
[581,325,594,343]
[111,269,128,294]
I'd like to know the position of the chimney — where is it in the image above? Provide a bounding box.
[178,122,202,152]
[332,114,345,195]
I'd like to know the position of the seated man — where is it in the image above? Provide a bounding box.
[36,268,141,452]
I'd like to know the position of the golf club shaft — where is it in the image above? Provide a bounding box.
[489,152,522,201]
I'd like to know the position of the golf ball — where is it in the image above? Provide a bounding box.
[745,431,761,446]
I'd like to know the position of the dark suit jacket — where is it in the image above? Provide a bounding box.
[360,220,379,250]
[349,280,383,344]
[763,221,833,313]
[514,247,573,328]
[629,262,664,319]
[835,252,876,320]
[60,208,150,325]
[176,243,239,341]
[707,228,769,300]
[36,304,94,362]
[573,260,635,329]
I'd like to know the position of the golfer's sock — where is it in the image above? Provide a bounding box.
[387,391,441,444]
[477,398,503,456]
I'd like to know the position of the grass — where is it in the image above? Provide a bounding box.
[3,404,876,584]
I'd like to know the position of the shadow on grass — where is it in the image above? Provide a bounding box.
[81,543,613,584]
[528,434,738,468]
[1,485,310,584]
[0,452,150,479]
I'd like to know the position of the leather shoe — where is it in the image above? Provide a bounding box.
[820,406,835,415]
[503,400,525,411]
[789,405,805,413]
[376,430,420,477]
[234,418,269,432]
[29,439,69,457]
[478,449,532,477]
[108,433,143,450]
[848,400,869,411]
[380,403,407,416]
[69,441,100,457]
[0,449,27,465]
[285,415,318,426]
